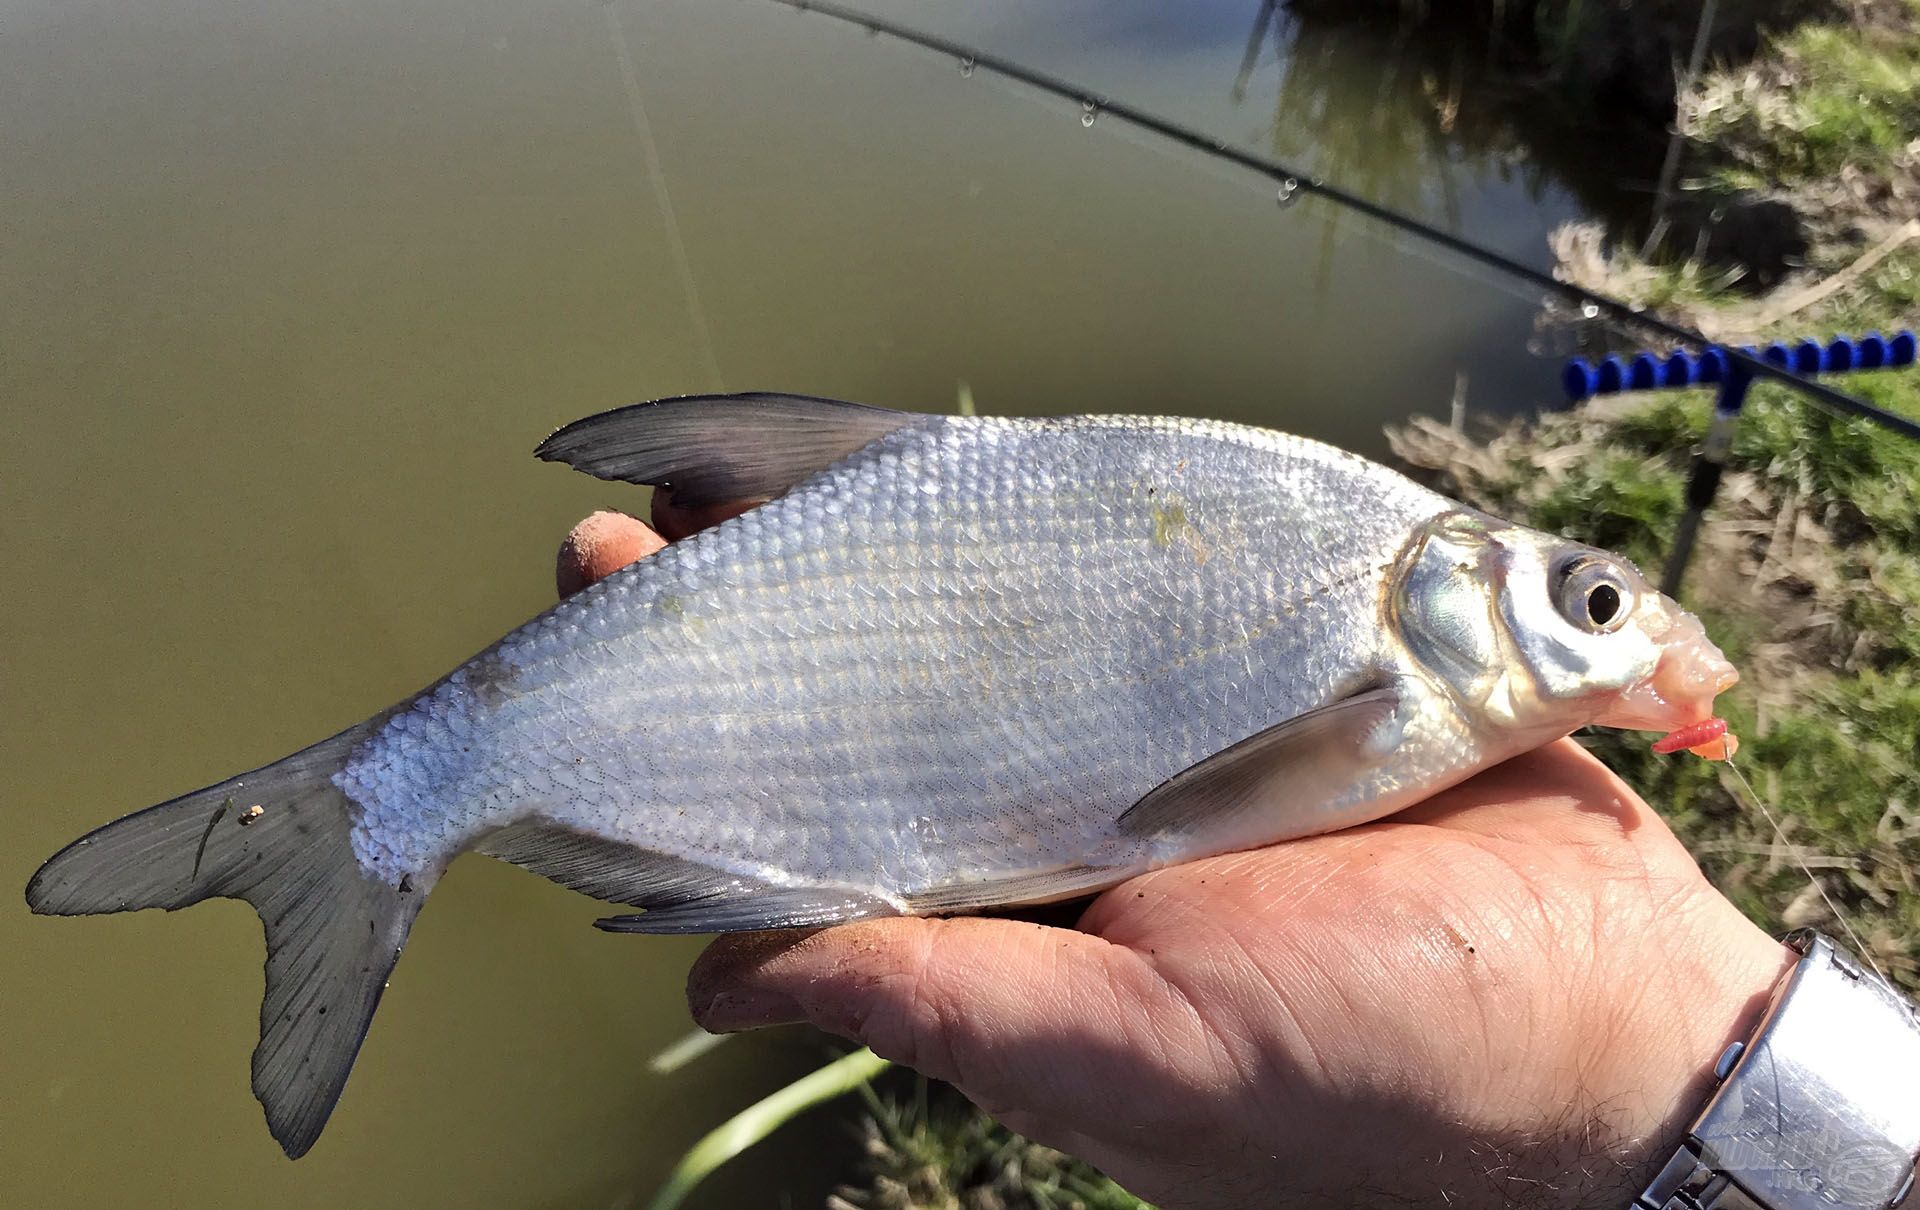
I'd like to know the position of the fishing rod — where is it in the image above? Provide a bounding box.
[762,0,1920,442]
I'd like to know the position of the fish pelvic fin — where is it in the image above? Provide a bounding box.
[25,717,418,1160]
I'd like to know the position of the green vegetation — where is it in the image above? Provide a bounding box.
[833,1079,1149,1210]
[1687,14,1920,187]
[1520,0,1920,987]
[648,1048,893,1210]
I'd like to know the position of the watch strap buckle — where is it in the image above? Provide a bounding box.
[1638,1145,1765,1209]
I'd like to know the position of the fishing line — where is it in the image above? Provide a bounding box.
[760,0,1920,441]
[1722,753,1889,985]
[605,3,726,392]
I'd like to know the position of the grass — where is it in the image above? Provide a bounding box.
[1687,16,1920,186]
[1538,0,1920,973]
[648,1047,894,1210]
[831,1079,1149,1210]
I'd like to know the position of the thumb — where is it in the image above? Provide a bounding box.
[686,916,1194,1122]
[555,510,665,598]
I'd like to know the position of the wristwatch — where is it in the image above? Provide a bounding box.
[1636,930,1920,1209]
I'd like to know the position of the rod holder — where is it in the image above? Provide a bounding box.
[1557,331,1916,598]
[1561,331,1916,404]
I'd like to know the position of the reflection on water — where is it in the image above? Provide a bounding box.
[1251,1,1667,231]
[1,1,1640,1205]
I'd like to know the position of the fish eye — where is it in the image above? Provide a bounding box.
[1553,555,1633,634]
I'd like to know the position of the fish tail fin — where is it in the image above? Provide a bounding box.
[25,717,419,1158]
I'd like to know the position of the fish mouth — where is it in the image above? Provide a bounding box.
[1592,610,1739,733]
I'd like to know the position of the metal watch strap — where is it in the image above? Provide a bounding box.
[1635,931,1920,1210]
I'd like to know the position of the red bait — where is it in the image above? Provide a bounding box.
[1652,717,1731,757]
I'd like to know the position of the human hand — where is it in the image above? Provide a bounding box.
[558,503,1794,1210]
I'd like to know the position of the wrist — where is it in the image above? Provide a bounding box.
[1567,902,1798,1208]
[1279,897,1797,1210]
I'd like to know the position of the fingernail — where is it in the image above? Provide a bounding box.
[686,930,818,1031]
[692,985,807,1033]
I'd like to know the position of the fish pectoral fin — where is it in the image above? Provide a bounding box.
[478,821,901,933]
[1116,683,1407,846]
[534,392,933,507]
[594,888,901,935]
[906,865,1122,914]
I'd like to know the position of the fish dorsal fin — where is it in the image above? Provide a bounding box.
[1117,684,1406,848]
[534,392,933,507]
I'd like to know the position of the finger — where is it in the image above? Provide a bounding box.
[686,916,1204,1124]
[651,485,764,541]
[555,509,666,599]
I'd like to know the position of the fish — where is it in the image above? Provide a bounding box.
[25,392,1739,1157]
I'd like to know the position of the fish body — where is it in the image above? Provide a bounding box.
[350,414,1473,905]
[26,395,1736,1157]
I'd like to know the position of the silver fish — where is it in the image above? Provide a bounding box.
[26,393,1737,1157]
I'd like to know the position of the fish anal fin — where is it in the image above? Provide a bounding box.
[476,821,757,908]
[1116,684,1407,848]
[594,888,901,935]
[478,821,901,933]
[534,393,934,507]
[906,865,1121,914]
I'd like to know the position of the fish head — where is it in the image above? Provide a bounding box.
[1390,512,1736,739]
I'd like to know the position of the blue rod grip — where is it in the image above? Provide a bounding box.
[1563,359,1596,401]
[1559,329,1916,402]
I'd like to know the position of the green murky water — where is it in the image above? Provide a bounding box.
[2,1,1615,1204]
